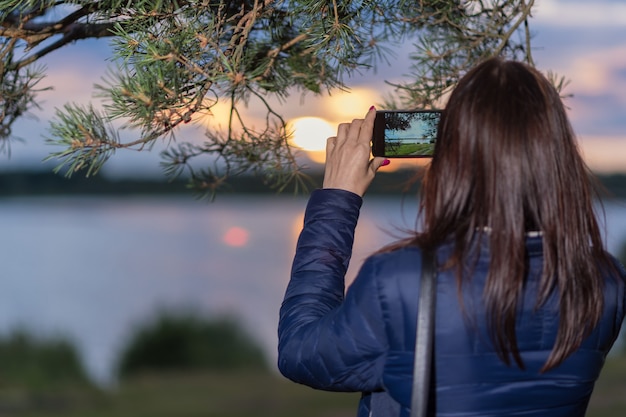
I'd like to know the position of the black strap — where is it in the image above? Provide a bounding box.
[411,250,436,417]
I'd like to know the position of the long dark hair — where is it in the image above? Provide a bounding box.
[415,58,610,372]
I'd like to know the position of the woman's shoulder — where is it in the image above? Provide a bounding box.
[366,239,453,265]
[368,244,421,262]
[361,244,433,280]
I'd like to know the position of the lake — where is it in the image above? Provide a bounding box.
[1,194,625,385]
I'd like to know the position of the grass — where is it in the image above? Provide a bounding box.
[7,371,359,417]
[3,356,625,417]
[385,142,434,157]
[587,354,626,417]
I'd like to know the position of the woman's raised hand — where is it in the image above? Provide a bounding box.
[322,107,389,197]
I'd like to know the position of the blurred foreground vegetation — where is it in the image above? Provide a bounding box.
[0,313,360,417]
[0,312,624,416]
[3,371,360,417]
[0,358,624,417]
[116,313,267,378]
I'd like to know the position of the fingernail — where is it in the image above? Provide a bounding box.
[381,159,390,166]
[369,105,376,111]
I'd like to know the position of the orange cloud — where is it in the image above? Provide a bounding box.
[578,136,626,173]
[566,45,626,98]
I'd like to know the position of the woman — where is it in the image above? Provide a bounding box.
[278,58,626,417]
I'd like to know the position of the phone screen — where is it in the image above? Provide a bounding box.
[372,110,442,158]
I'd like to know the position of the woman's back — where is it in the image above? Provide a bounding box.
[377,239,625,416]
[279,189,626,416]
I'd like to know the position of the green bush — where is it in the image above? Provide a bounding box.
[0,330,90,389]
[117,312,268,378]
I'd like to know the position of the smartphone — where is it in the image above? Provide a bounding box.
[372,110,442,158]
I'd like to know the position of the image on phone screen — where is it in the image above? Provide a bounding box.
[374,111,441,158]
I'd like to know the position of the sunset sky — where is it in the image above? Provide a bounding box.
[3,0,625,176]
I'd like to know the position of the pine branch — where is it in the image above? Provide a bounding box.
[0,0,557,196]
[14,22,119,70]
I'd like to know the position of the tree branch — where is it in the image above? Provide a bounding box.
[493,0,535,56]
[13,22,118,70]
[1,2,120,69]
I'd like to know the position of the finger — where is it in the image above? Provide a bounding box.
[325,136,336,160]
[369,157,389,173]
[358,107,376,145]
[336,123,350,142]
[364,105,377,123]
[346,119,364,143]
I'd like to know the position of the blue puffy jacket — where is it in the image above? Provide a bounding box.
[278,189,626,417]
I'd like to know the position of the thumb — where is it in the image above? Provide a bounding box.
[369,157,390,173]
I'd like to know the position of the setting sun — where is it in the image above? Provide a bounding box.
[288,117,336,164]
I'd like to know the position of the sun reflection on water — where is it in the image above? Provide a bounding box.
[222,226,250,247]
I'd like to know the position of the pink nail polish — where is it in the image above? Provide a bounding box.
[369,105,376,111]
[382,159,390,166]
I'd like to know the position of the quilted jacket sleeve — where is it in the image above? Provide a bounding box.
[278,189,387,392]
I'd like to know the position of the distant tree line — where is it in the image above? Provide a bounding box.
[1,170,626,199]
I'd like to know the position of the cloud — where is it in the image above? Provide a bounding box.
[546,42,626,136]
[38,44,111,110]
[534,0,626,28]
[38,68,106,112]
[525,20,626,139]
[564,44,626,96]
[578,136,626,173]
